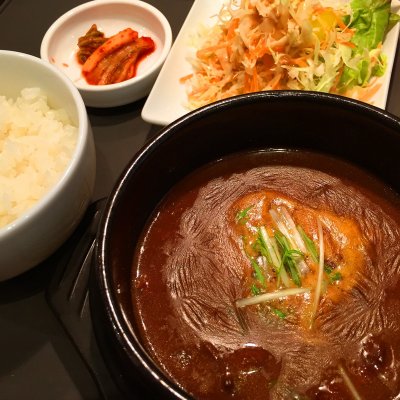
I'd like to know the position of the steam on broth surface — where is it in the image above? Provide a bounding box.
[131,150,400,400]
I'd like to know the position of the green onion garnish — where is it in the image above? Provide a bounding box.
[251,284,261,295]
[298,225,318,263]
[330,271,342,282]
[256,227,273,264]
[235,205,253,224]
[259,226,291,288]
[274,231,303,287]
[324,264,333,274]
[324,263,342,283]
[270,207,309,274]
[236,287,310,308]
[310,218,325,329]
[270,307,287,319]
[250,258,266,287]
[277,206,307,254]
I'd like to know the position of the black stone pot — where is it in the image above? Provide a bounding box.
[91,91,400,399]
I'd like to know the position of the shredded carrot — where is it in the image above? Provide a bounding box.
[251,67,260,91]
[179,73,194,84]
[336,38,357,48]
[268,73,282,90]
[282,56,309,68]
[227,18,239,40]
[336,16,349,31]
[348,81,382,102]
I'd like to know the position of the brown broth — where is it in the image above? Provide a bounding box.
[131,150,400,400]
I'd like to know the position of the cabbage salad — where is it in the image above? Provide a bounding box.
[182,0,400,108]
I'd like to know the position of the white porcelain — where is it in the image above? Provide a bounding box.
[142,0,400,126]
[40,0,172,108]
[0,50,96,281]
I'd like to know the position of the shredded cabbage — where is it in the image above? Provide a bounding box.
[182,0,399,109]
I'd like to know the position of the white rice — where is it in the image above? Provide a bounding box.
[0,87,78,229]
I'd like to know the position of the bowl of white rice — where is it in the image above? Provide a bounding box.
[0,50,96,281]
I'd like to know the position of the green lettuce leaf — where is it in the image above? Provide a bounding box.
[349,0,391,50]
[388,12,400,31]
[339,0,399,91]
[372,53,387,76]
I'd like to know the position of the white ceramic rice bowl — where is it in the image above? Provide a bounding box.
[0,50,96,281]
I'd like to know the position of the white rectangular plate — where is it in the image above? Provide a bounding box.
[142,0,400,126]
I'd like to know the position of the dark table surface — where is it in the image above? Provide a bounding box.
[0,1,400,399]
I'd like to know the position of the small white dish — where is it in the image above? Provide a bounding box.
[41,0,172,108]
[142,0,400,126]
